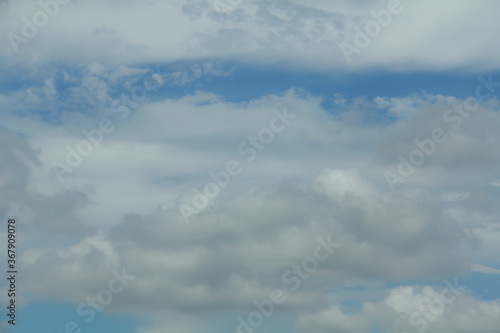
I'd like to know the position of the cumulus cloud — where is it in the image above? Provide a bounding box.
[0,1,499,332]
[17,166,473,314]
[2,84,498,311]
[2,0,500,72]
[297,285,500,333]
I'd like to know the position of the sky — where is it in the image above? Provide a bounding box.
[0,0,500,332]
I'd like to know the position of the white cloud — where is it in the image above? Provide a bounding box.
[298,285,500,333]
[1,4,500,327]
[2,0,500,73]
[470,264,500,275]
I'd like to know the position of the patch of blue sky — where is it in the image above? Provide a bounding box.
[327,284,388,314]
[4,300,142,333]
[216,311,298,333]
[381,271,500,301]
[172,63,500,103]
[459,271,500,301]
[325,269,500,317]
[13,62,496,101]
[12,108,63,125]
[6,61,499,127]
[110,62,500,130]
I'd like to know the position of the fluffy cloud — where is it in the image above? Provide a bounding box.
[18,166,473,313]
[2,0,500,72]
[297,285,500,333]
[2,84,498,312]
[0,2,499,331]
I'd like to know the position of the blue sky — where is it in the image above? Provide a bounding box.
[1,1,500,333]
